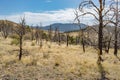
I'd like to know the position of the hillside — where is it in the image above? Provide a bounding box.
[0,20,18,26]
[41,23,87,32]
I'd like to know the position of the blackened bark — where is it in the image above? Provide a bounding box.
[19,36,23,60]
[106,36,112,53]
[114,0,119,56]
[49,25,52,43]
[66,34,69,47]
[81,30,85,52]
[76,36,78,45]
[82,37,85,52]
[98,0,103,55]
[58,32,61,46]
[114,26,118,56]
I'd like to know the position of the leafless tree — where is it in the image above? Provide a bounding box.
[102,27,113,53]
[53,27,61,46]
[48,25,52,44]
[0,20,12,39]
[78,0,114,79]
[109,0,120,56]
[14,17,26,60]
[74,10,85,52]
[58,28,61,46]
[78,0,113,55]
[30,25,35,41]
[35,25,43,48]
[66,33,69,47]
[53,27,58,42]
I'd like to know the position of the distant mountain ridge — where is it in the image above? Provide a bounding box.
[41,23,87,32]
[0,20,87,32]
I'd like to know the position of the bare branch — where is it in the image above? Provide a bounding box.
[90,0,99,11]
[79,0,99,12]
[81,12,99,21]
[103,9,111,17]
[103,0,106,10]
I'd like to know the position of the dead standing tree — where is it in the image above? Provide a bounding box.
[30,25,35,41]
[14,17,26,60]
[79,0,113,55]
[109,0,120,56]
[0,20,11,39]
[48,25,52,47]
[102,27,113,53]
[74,10,85,52]
[66,33,69,47]
[53,27,58,42]
[78,0,113,79]
[35,26,39,44]
[58,28,61,46]
[35,25,43,48]
[53,27,61,46]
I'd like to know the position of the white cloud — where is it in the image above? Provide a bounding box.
[114,0,120,2]
[0,8,96,26]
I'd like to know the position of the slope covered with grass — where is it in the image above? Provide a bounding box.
[0,37,120,80]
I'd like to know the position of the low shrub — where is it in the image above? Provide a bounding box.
[9,34,19,40]
[31,42,35,46]
[11,39,19,45]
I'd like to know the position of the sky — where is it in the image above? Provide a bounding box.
[0,0,86,26]
[0,0,117,26]
[0,0,80,15]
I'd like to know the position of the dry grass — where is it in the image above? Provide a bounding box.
[0,37,120,80]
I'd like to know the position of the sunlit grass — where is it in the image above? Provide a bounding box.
[0,37,120,79]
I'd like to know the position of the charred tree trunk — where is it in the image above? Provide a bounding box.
[114,25,118,56]
[53,27,58,42]
[98,20,103,55]
[19,36,23,60]
[76,36,78,45]
[31,28,34,41]
[81,30,85,52]
[82,37,85,52]
[40,31,43,48]
[106,36,112,53]
[107,40,110,53]
[49,25,52,44]
[58,31,61,46]
[114,0,119,56]
[66,34,69,47]
[40,38,42,48]
[98,0,103,55]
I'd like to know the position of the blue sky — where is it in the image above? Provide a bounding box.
[0,0,113,26]
[0,0,83,25]
[0,0,79,15]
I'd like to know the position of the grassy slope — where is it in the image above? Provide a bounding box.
[0,37,120,80]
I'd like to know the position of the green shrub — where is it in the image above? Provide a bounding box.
[42,32,49,40]
[9,34,19,40]
[11,39,19,45]
[31,42,35,46]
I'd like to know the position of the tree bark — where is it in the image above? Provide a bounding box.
[58,33,61,46]
[114,25,118,56]
[19,36,23,60]
[81,30,85,52]
[106,36,112,53]
[66,34,69,47]
[98,0,103,55]
[114,0,119,56]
